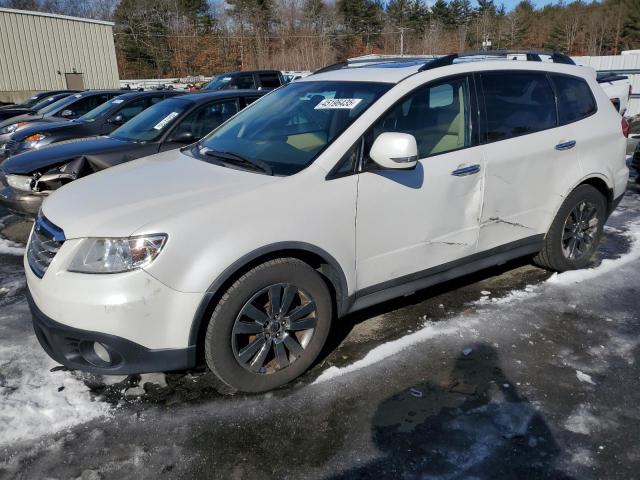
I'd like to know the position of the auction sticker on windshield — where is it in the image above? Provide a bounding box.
[314,98,362,110]
[153,112,179,130]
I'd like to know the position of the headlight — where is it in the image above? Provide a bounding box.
[0,122,28,135]
[24,133,45,145]
[68,234,167,274]
[5,174,33,192]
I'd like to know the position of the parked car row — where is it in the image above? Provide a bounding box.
[3,52,630,394]
[0,90,265,216]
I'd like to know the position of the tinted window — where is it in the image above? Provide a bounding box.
[232,74,255,89]
[258,73,281,88]
[118,98,149,122]
[481,72,556,142]
[367,76,471,158]
[551,75,596,124]
[171,99,239,141]
[57,94,109,117]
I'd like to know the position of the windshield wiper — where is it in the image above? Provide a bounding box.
[201,149,273,175]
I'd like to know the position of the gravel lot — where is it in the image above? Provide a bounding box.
[0,169,639,480]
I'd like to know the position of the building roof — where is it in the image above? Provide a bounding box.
[0,7,114,27]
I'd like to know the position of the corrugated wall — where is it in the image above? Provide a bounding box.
[0,8,119,102]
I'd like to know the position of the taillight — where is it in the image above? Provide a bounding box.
[621,117,629,138]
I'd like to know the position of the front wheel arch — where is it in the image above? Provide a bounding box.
[188,243,349,362]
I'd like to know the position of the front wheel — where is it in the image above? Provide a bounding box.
[534,184,607,272]
[204,258,333,392]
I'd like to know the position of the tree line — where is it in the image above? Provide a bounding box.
[2,0,639,79]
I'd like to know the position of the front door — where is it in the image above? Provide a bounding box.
[355,75,484,292]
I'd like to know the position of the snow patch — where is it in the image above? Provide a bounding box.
[0,306,111,447]
[0,238,25,256]
[563,405,600,435]
[576,370,596,385]
[314,320,470,383]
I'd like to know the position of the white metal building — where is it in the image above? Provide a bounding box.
[0,8,119,103]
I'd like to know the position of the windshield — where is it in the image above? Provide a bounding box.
[80,97,119,122]
[204,75,234,90]
[37,94,79,115]
[111,97,192,142]
[197,81,391,175]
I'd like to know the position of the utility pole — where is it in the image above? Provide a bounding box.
[399,28,406,56]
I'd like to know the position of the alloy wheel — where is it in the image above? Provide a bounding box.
[231,283,318,374]
[561,200,599,260]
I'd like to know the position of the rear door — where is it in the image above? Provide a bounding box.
[477,70,582,252]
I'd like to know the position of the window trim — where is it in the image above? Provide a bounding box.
[325,73,479,180]
[548,72,598,126]
[477,70,561,145]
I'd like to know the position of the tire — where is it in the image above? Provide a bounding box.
[204,258,333,393]
[534,184,607,272]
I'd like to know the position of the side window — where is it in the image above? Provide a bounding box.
[230,74,255,90]
[171,99,239,141]
[551,75,596,124]
[150,96,165,105]
[244,96,261,106]
[366,76,472,159]
[258,73,281,89]
[118,98,148,122]
[481,72,557,142]
[62,95,102,116]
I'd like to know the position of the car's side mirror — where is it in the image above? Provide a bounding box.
[169,131,194,143]
[60,109,76,118]
[107,114,124,125]
[369,132,418,170]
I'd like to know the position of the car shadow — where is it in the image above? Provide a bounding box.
[329,343,574,479]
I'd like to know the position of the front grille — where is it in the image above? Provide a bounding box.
[27,215,65,278]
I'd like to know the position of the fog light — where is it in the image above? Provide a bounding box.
[93,342,111,363]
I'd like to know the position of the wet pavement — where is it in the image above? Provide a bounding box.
[0,177,639,479]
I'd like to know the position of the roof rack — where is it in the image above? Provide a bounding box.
[418,50,575,71]
[312,50,575,76]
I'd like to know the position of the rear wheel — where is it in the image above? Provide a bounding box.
[534,184,606,272]
[204,258,332,392]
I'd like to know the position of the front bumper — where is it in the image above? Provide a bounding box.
[28,290,197,374]
[0,183,44,217]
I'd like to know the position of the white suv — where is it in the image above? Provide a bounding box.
[26,52,629,392]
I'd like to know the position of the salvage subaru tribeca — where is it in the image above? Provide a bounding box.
[26,52,629,392]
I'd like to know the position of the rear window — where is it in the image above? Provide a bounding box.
[551,74,596,125]
[481,72,557,142]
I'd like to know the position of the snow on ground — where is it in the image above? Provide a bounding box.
[0,238,24,256]
[0,296,111,448]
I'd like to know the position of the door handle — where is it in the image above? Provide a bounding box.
[451,164,481,176]
[555,140,576,151]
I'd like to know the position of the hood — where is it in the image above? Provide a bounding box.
[0,113,43,129]
[42,149,279,239]
[11,119,83,142]
[2,136,136,174]
[0,108,31,119]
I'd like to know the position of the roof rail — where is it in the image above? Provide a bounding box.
[418,50,575,71]
[313,55,438,75]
